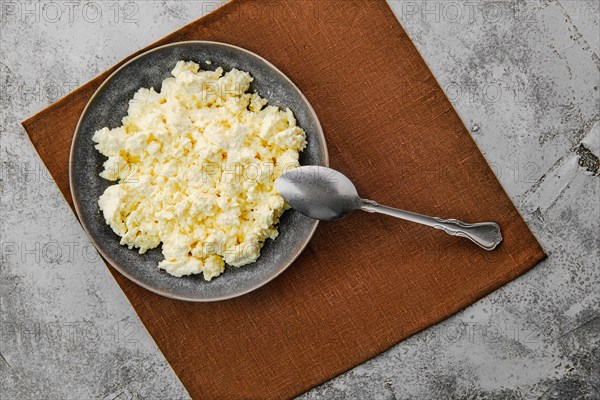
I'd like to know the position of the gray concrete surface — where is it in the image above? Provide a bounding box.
[0,1,598,399]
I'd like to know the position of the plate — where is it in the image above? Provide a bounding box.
[69,41,328,301]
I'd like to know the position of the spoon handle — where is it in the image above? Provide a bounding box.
[360,199,502,250]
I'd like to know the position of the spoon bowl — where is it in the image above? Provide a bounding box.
[276,166,361,220]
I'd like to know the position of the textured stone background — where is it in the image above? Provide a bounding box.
[0,1,598,399]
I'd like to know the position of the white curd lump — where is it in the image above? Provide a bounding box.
[93,60,306,281]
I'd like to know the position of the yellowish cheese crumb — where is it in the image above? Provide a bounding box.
[93,60,306,281]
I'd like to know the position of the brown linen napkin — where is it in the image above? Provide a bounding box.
[22,1,546,398]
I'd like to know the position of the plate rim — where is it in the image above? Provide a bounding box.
[69,40,329,302]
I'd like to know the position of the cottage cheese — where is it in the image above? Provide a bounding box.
[93,61,306,280]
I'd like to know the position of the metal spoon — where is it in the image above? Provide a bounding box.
[276,166,503,250]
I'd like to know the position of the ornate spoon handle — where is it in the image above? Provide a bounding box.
[360,199,502,250]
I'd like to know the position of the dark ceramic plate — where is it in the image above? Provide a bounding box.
[70,41,328,301]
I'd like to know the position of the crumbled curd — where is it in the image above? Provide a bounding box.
[93,60,306,280]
